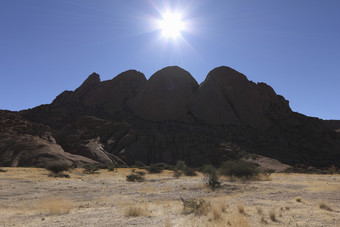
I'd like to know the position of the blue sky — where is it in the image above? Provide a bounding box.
[1,0,339,119]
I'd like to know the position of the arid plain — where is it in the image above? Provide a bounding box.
[0,168,339,227]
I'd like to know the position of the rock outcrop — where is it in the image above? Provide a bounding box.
[128,66,198,122]
[1,66,339,168]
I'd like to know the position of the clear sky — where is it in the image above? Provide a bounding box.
[1,0,339,120]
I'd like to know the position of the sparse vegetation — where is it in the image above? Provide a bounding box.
[83,164,99,174]
[126,170,145,182]
[148,163,168,173]
[181,197,210,216]
[0,168,7,172]
[202,165,221,191]
[107,164,115,171]
[134,161,146,168]
[124,206,145,217]
[220,160,259,179]
[296,198,302,203]
[183,167,197,176]
[319,202,332,211]
[46,163,70,178]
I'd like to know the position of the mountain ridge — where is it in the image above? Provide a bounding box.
[1,66,339,168]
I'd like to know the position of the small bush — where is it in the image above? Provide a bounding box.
[134,161,146,168]
[148,163,169,173]
[125,206,145,217]
[220,160,259,179]
[126,170,145,182]
[183,167,197,176]
[319,202,332,211]
[0,168,7,172]
[107,164,115,171]
[202,165,221,191]
[83,164,99,174]
[46,163,70,174]
[175,160,187,171]
[181,197,210,216]
[269,210,276,221]
[46,163,70,178]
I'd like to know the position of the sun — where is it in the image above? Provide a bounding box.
[159,12,184,38]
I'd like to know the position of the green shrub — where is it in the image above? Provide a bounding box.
[107,164,115,171]
[220,160,259,179]
[46,163,70,178]
[83,164,99,174]
[0,168,7,173]
[126,170,145,182]
[183,167,197,176]
[175,160,187,171]
[134,161,146,168]
[202,165,221,191]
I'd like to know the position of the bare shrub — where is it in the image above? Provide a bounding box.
[202,165,221,191]
[181,197,210,216]
[319,202,332,211]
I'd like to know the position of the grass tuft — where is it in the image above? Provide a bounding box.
[124,206,145,217]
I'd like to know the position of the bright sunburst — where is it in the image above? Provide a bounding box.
[159,12,184,38]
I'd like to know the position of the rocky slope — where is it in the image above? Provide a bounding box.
[1,66,339,168]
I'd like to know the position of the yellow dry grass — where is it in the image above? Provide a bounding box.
[0,168,339,226]
[35,197,74,215]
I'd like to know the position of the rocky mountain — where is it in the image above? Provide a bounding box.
[1,66,339,168]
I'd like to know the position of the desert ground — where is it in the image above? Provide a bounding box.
[0,168,339,227]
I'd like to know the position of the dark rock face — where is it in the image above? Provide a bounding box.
[128,66,198,122]
[190,67,291,128]
[1,66,340,168]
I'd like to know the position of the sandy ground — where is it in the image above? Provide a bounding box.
[0,168,339,227]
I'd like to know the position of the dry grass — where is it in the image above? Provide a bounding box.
[1,168,340,226]
[269,209,276,222]
[36,197,73,215]
[125,205,146,217]
[229,214,249,227]
[256,206,263,215]
[237,203,245,214]
[319,202,333,211]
